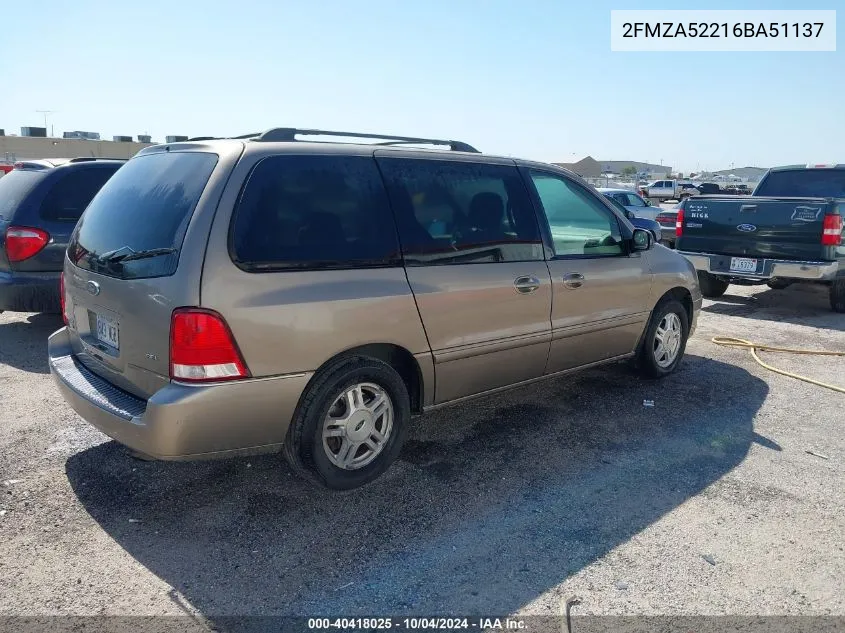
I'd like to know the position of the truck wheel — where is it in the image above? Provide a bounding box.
[698,271,729,298]
[830,280,845,313]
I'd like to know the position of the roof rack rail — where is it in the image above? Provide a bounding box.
[68,157,128,163]
[253,127,479,153]
[185,133,261,141]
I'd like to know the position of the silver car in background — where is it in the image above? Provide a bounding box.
[597,188,662,221]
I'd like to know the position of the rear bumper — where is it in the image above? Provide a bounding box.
[659,227,677,243]
[678,251,839,281]
[0,270,60,312]
[48,327,313,460]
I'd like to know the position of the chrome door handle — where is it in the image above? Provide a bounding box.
[563,272,584,289]
[514,275,541,294]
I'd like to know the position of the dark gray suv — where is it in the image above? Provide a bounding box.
[0,158,124,313]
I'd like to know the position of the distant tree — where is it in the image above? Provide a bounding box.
[621,165,637,178]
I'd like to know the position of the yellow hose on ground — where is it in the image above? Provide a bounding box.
[711,337,845,394]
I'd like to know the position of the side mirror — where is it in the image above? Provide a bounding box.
[631,228,652,251]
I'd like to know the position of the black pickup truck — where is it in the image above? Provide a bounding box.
[675,164,845,312]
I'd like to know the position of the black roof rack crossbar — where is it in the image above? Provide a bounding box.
[254,128,479,153]
[185,133,262,141]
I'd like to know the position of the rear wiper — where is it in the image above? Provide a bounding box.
[98,247,177,264]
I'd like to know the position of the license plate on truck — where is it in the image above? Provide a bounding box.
[95,314,119,349]
[729,257,758,273]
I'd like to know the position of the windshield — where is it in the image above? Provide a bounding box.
[754,169,845,198]
[0,169,44,219]
[68,151,218,279]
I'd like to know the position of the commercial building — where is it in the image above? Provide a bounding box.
[553,156,672,179]
[1,135,152,164]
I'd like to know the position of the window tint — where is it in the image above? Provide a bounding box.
[626,193,647,207]
[69,152,218,279]
[40,167,118,222]
[377,158,543,265]
[530,172,624,257]
[0,169,43,218]
[754,169,845,198]
[231,155,399,271]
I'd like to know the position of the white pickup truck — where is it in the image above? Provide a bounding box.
[639,180,699,203]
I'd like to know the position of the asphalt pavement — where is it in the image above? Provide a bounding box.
[0,282,843,626]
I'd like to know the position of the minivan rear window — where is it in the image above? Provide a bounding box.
[754,169,845,198]
[0,169,43,219]
[68,151,218,279]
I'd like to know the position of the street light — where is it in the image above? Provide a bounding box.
[35,110,56,137]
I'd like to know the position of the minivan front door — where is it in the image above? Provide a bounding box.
[377,154,552,404]
[524,169,652,374]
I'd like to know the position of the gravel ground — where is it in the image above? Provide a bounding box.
[0,282,843,627]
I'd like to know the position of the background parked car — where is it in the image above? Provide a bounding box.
[598,187,662,220]
[694,182,722,195]
[601,193,661,242]
[0,157,124,313]
[639,179,699,203]
[654,207,680,248]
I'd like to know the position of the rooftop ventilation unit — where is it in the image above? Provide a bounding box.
[21,126,47,137]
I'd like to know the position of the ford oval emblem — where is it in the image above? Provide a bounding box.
[737,224,757,233]
[86,280,101,296]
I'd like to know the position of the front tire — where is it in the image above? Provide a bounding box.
[283,357,411,490]
[698,271,729,298]
[637,299,689,378]
[830,279,845,313]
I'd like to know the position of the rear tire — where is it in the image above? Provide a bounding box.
[636,298,689,379]
[830,279,845,313]
[283,357,411,490]
[698,271,729,298]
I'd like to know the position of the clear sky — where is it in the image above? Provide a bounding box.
[1,0,842,172]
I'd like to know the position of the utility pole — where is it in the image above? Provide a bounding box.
[35,110,56,137]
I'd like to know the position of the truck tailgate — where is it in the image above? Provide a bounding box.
[677,196,836,261]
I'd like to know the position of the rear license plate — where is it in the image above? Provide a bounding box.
[95,314,119,349]
[729,257,758,273]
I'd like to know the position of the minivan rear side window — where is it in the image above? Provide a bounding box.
[377,158,543,265]
[68,151,218,279]
[40,167,118,222]
[230,155,399,271]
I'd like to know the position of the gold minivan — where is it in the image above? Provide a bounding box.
[49,128,701,489]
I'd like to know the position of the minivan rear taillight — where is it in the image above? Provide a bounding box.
[675,207,685,237]
[170,308,249,383]
[60,272,68,325]
[822,213,842,246]
[4,226,50,262]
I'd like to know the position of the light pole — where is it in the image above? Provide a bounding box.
[35,110,56,137]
